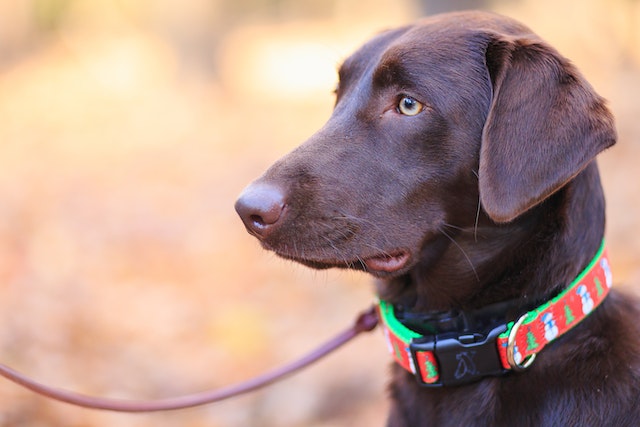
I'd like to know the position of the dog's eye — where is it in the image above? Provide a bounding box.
[397,96,424,116]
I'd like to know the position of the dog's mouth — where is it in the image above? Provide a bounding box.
[362,251,411,273]
[272,247,412,276]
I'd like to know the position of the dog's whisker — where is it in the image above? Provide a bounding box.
[331,212,373,226]
[332,213,397,246]
[438,226,480,283]
[472,169,481,242]
[362,243,394,257]
[319,235,352,267]
[355,256,367,271]
[442,223,465,232]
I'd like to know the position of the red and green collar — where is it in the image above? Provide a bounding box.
[377,240,612,387]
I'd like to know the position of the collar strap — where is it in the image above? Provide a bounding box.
[377,240,612,387]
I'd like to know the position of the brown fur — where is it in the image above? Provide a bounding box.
[235,11,640,426]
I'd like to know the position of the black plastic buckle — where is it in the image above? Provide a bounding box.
[409,324,508,387]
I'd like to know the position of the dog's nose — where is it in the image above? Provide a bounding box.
[235,183,286,239]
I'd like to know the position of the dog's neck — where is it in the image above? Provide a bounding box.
[377,162,606,315]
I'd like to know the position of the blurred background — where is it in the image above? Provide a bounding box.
[0,0,639,426]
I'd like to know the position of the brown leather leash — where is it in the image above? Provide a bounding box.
[0,306,378,412]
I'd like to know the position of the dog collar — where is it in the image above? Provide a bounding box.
[377,240,612,387]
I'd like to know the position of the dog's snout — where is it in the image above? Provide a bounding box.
[235,183,286,239]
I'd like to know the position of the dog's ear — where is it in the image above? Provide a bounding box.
[479,35,616,223]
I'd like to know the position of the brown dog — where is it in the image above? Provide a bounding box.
[235,11,640,426]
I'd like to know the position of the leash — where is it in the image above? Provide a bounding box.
[0,306,378,412]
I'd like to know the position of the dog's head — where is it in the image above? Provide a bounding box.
[235,11,615,279]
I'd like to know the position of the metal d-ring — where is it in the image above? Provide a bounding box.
[506,313,537,371]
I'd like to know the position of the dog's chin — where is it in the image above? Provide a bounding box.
[274,249,413,278]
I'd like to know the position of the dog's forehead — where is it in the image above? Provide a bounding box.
[382,13,530,65]
[338,26,410,80]
[340,11,531,78]
[411,10,532,38]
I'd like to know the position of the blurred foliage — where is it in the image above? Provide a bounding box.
[32,0,73,32]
